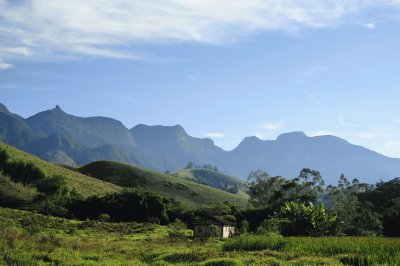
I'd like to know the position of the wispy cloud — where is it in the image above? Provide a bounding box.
[187,73,201,81]
[365,22,376,29]
[0,1,397,63]
[310,130,335,137]
[206,132,225,138]
[393,119,400,124]
[262,121,286,131]
[0,62,13,70]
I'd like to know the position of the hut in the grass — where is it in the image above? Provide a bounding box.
[193,218,235,238]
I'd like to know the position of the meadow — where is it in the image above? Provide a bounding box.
[1,207,399,266]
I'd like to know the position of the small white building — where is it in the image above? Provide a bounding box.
[193,220,235,238]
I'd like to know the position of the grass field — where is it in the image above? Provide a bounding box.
[1,207,399,266]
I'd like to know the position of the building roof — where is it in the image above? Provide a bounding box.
[193,217,235,226]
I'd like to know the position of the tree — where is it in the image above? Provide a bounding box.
[185,161,195,169]
[0,149,9,170]
[247,169,269,184]
[296,168,324,203]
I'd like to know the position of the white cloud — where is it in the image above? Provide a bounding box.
[393,119,400,124]
[365,22,376,29]
[206,132,225,138]
[0,62,13,70]
[262,121,285,131]
[0,0,396,62]
[386,141,400,148]
[310,130,335,137]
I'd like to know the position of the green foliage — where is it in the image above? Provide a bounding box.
[238,220,249,234]
[35,174,68,197]
[98,213,111,222]
[194,201,240,224]
[167,219,189,239]
[206,224,220,238]
[247,168,324,211]
[326,174,382,236]
[222,234,286,252]
[278,201,336,236]
[67,189,172,224]
[255,217,282,235]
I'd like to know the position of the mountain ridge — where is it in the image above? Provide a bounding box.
[1,102,400,184]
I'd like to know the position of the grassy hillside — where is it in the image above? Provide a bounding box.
[0,142,121,199]
[79,161,249,207]
[173,168,246,191]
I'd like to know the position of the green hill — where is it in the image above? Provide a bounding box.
[0,142,121,205]
[79,161,248,207]
[173,168,246,192]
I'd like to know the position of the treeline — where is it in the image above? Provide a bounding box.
[240,168,400,237]
[184,161,219,172]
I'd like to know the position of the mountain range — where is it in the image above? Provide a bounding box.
[1,102,400,184]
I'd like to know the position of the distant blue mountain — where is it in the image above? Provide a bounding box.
[1,102,399,184]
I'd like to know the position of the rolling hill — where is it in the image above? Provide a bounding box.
[79,161,249,207]
[0,142,121,202]
[172,168,244,191]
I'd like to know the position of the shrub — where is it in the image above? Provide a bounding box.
[35,175,68,197]
[168,219,188,239]
[278,201,336,236]
[98,213,111,222]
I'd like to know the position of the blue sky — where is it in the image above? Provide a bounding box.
[1,1,400,157]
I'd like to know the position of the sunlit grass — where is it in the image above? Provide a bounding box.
[1,207,399,265]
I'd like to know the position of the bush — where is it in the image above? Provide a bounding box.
[255,218,282,235]
[35,175,68,197]
[168,219,188,239]
[98,213,111,222]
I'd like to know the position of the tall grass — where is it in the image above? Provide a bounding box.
[222,234,285,252]
[222,234,400,265]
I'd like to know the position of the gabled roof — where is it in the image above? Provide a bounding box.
[193,217,235,226]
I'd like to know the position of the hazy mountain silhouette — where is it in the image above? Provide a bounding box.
[131,124,225,170]
[1,102,400,184]
[212,132,400,183]
[26,105,135,147]
[0,103,39,148]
